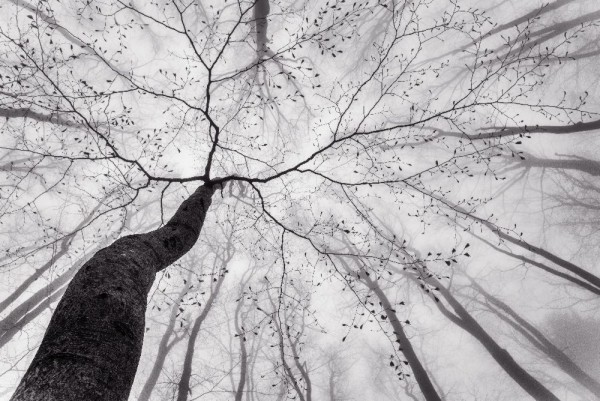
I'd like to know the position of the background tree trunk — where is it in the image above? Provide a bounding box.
[234,296,248,401]
[336,253,442,401]
[417,272,560,401]
[470,279,600,397]
[175,268,226,401]
[137,277,191,401]
[362,273,442,401]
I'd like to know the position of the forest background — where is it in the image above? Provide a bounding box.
[1,0,600,400]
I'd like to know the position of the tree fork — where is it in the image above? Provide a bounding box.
[10,183,216,401]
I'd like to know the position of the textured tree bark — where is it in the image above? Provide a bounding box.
[10,183,215,401]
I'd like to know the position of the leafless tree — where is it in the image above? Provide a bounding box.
[0,0,599,400]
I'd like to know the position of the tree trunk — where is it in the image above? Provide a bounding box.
[176,269,226,401]
[0,287,65,349]
[0,198,105,315]
[234,298,248,401]
[475,217,600,292]
[361,273,442,401]
[335,253,442,401]
[288,326,312,401]
[0,245,102,348]
[0,243,70,316]
[137,280,191,401]
[10,183,215,401]
[266,295,307,401]
[471,280,600,398]
[253,0,270,57]
[422,275,560,401]
[433,190,600,293]
[471,232,600,296]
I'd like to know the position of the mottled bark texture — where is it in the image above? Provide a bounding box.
[10,184,216,401]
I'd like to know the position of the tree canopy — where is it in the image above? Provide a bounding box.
[1,0,600,400]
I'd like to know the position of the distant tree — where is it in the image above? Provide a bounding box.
[544,312,600,382]
[467,278,600,398]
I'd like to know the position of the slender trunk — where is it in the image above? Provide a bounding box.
[137,280,191,401]
[253,0,270,57]
[285,313,312,401]
[0,243,69,315]
[276,327,305,401]
[499,9,600,61]
[0,278,70,349]
[265,296,306,401]
[11,184,215,401]
[472,232,600,296]
[361,273,442,401]
[0,287,66,348]
[175,269,226,401]
[420,0,575,64]
[430,190,600,293]
[335,252,441,401]
[499,233,600,291]
[472,280,600,397]
[419,274,560,401]
[0,245,102,347]
[0,199,104,314]
[328,372,335,401]
[234,299,248,401]
[289,337,312,401]
[246,319,265,401]
[514,154,600,176]
[438,117,600,140]
[482,221,600,292]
